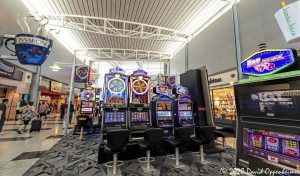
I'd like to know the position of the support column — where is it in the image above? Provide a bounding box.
[232,0,244,80]
[29,66,41,108]
[185,42,189,71]
[64,51,77,136]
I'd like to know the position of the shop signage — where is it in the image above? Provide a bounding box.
[275,1,300,43]
[74,66,89,83]
[0,61,15,77]
[208,70,238,87]
[241,49,296,76]
[5,34,53,65]
[50,81,63,93]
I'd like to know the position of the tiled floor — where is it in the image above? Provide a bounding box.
[0,114,74,176]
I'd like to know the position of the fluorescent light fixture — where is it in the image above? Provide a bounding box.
[49,63,62,71]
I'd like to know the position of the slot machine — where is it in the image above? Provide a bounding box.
[172,86,194,127]
[80,86,95,115]
[102,67,128,131]
[128,69,151,131]
[151,85,174,136]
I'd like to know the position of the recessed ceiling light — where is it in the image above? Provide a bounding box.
[49,63,62,71]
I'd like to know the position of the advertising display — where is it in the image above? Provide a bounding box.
[5,34,53,65]
[166,75,176,88]
[50,81,63,93]
[241,49,296,76]
[0,61,15,78]
[74,66,89,83]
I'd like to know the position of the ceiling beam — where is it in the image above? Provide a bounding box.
[33,14,189,42]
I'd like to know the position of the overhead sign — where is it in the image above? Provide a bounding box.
[0,61,15,78]
[74,66,89,83]
[5,34,53,65]
[275,1,300,43]
[208,70,237,87]
[241,49,296,76]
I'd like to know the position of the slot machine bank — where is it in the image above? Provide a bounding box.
[235,49,300,174]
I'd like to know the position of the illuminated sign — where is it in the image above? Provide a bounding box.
[176,86,188,95]
[109,67,125,74]
[50,81,62,93]
[241,49,296,76]
[133,69,148,76]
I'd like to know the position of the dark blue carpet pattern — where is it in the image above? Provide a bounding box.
[24,134,236,176]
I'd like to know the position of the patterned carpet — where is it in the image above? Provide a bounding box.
[24,134,236,176]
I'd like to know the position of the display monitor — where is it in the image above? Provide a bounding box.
[130,112,149,122]
[156,111,173,126]
[80,101,94,114]
[243,128,300,170]
[157,101,171,110]
[178,102,192,110]
[236,83,300,119]
[104,112,125,123]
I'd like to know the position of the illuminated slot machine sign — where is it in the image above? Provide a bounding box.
[243,128,300,170]
[129,69,151,105]
[104,67,128,106]
[80,86,95,114]
[156,85,173,127]
[176,86,193,126]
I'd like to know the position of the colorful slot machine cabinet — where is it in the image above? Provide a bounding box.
[172,86,194,127]
[151,85,174,136]
[235,49,300,173]
[102,67,128,131]
[80,86,95,115]
[128,69,151,131]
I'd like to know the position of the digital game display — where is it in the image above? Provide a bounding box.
[80,101,94,114]
[243,128,300,170]
[157,101,171,110]
[130,112,149,122]
[104,112,126,123]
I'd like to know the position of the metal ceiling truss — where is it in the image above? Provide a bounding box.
[75,48,172,62]
[34,14,189,42]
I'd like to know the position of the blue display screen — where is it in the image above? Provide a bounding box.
[241,49,295,76]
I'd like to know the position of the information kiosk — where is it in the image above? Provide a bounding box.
[102,67,128,131]
[172,86,194,127]
[151,85,174,136]
[128,69,151,131]
[235,49,300,173]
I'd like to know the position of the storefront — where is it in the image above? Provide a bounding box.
[39,78,68,113]
[0,61,32,120]
[208,69,238,130]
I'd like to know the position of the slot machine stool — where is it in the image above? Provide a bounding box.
[166,127,194,168]
[138,128,164,172]
[104,129,130,176]
[192,126,225,164]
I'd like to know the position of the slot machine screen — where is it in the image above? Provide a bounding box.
[236,83,300,119]
[179,102,192,110]
[265,136,279,152]
[104,112,126,123]
[157,101,171,110]
[130,112,149,122]
[243,128,300,170]
[157,111,173,126]
[282,139,300,157]
[80,101,94,114]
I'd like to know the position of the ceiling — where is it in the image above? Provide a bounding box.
[0,0,236,86]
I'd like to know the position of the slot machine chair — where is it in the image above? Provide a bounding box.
[192,126,225,164]
[138,128,164,172]
[104,129,130,176]
[165,127,194,168]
